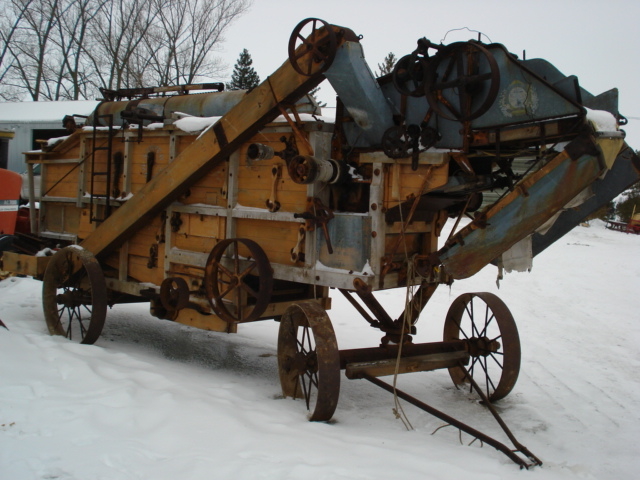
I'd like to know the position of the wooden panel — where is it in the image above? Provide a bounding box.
[172,213,225,254]
[127,252,164,285]
[384,232,424,260]
[43,163,80,198]
[79,39,333,258]
[383,162,449,209]
[182,163,228,207]
[235,219,300,265]
[41,203,81,235]
[76,207,94,240]
[174,308,233,333]
[1,252,50,278]
[235,133,307,211]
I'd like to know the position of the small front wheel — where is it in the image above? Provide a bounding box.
[443,292,520,402]
[42,246,107,344]
[278,301,340,421]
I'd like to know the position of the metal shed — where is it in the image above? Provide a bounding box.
[0,100,99,173]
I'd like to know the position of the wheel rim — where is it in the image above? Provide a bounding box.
[381,125,412,159]
[42,246,107,345]
[392,54,429,97]
[288,18,338,76]
[204,238,273,323]
[278,301,340,422]
[443,292,520,402]
[425,42,500,122]
[160,277,190,315]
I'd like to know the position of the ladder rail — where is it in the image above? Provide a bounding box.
[89,113,115,224]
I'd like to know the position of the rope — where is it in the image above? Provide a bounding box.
[388,162,437,430]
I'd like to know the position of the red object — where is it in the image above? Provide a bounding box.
[0,168,22,235]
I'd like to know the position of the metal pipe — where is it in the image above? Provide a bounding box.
[361,373,539,468]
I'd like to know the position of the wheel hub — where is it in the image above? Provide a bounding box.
[287,351,318,376]
[467,336,501,357]
[56,290,85,308]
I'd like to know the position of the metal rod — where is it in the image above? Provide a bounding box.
[462,364,543,466]
[396,282,439,326]
[361,373,540,468]
[338,289,379,327]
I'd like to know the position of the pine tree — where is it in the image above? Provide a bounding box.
[227,48,260,91]
[615,181,640,221]
[376,52,397,77]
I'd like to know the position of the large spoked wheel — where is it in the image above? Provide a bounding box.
[288,18,338,76]
[443,292,520,402]
[204,238,273,323]
[42,246,107,344]
[278,301,340,422]
[425,41,500,122]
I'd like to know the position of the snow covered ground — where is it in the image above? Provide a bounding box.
[1,220,638,479]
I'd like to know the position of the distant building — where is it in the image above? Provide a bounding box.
[0,129,15,170]
[0,101,99,173]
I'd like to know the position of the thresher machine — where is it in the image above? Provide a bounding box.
[2,19,639,467]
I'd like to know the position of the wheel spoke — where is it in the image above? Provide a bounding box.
[216,262,234,279]
[205,238,272,323]
[237,262,257,281]
[217,281,236,300]
[277,302,340,422]
[489,352,504,369]
[239,282,259,299]
[232,241,240,274]
[444,293,520,402]
[43,247,106,345]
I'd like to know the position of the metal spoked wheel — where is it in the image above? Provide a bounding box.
[278,301,340,422]
[288,18,338,76]
[42,246,107,344]
[425,41,500,122]
[443,292,521,402]
[204,238,273,323]
[392,53,429,97]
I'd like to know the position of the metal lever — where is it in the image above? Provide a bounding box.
[266,165,281,212]
[293,198,335,254]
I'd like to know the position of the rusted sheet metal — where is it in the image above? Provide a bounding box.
[436,133,605,279]
[92,90,248,127]
[532,144,640,256]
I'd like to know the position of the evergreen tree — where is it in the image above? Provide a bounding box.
[376,52,397,77]
[227,48,260,90]
[615,181,640,221]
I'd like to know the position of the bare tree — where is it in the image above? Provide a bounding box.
[85,0,158,91]
[3,0,66,100]
[0,0,251,101]
[51,0,107,99]
[142,0,249,87]
[0,0,34,99]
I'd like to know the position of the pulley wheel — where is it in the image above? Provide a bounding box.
[42,246,107,344]
[204,238,273,323]
[288,18,338,76]
[381,125,411,159]
[278,301,340,422]
[425,41,500,122]
[443,292,520,402]
[392,54,429,97]
[160,277,190,315]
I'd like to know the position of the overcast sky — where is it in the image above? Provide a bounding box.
[220,0,640,149]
